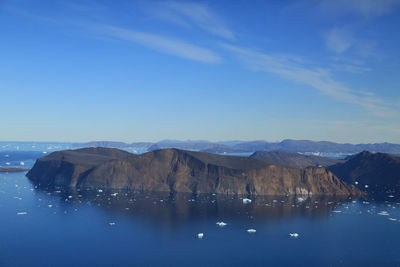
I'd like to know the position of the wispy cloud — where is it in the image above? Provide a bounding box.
[221,43,392,116]
[145,1,235,40]
[97,25,222,63]
[324,27,354,54]
[318,0,400,18]
[320,1,399,58]
[324,26,381,59]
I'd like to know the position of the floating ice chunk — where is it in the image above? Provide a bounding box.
[364,185,369,188]
[378,211,389,216]
[98,189,103,193]
[68,195,72,199]
[109,222,116,226]
[388,195,395,198]
[289,233,299,238]
[5,162,10,165]
[48,205,53,208]
[20,161,25,166]
[332,210,342,213]
[197,233,204,239]
[111,193,118,197]
[242,198,252,204]
[297,197,305,202]
[216,222,227,227]
[355,181,358,185]
[17,212,27,215]
[42,151,47,154]
[388,218,397,221]
[247,229,256,233]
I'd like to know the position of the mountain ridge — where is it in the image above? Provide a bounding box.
[250,151,343,168]
[72,140,400,154]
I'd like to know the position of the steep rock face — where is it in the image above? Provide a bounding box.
[28,148,362,196]
[250,151,343,168]
[328,151,400,194]
[26,147,133,187]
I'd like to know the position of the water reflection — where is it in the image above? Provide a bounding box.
[32,185,355,224]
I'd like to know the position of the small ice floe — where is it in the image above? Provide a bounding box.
[111,193,118,197]
[98,189,103,193]
[42,151,47,154]
[289,233,299,238]
[48,205,53,208]
[197,233,204,239]
[378,211,389,216]
[242,198,252,204]
[388,195,395,198]
[109,222,116,226]
[17,212,27,215]
[20,161,24,166]
[5,162,10,166]
[247,229,256,233]
[365,185,369,188]
[388,218,397,221]
[332,210,342,213]
[68,195,72,199]
[297,197,305,202]
[355,181,359,185]
[216,222,227,227]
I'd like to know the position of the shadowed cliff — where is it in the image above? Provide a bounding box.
[328,151,400,195]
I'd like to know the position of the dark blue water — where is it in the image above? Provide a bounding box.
[1,150,400,266]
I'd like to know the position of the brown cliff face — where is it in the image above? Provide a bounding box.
[26,147,133,187]
[27,147,362,196]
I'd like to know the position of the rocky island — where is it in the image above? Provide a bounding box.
[0,167,29,172]
[27,147,362,196]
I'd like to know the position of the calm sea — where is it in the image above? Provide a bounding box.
[0,148,399,266]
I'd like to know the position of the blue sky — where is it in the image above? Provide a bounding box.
[1,0,400,143]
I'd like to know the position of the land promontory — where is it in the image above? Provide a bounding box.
[328,151,400,195]
[27,147,362,196]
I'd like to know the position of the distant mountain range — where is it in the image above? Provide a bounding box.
[73,139,400,155]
